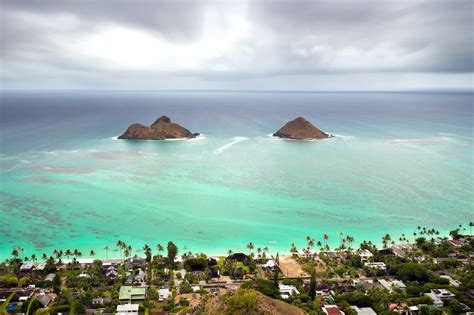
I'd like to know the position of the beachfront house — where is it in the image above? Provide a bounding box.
[124,256,147,270]
[119,286,146,302]
[116,303,139,315]
[279,283,300,299]
[297,249,318,260]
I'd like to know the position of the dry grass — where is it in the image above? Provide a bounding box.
[279,255,310,278]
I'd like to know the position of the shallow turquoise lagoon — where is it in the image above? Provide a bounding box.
[0,91,472,259]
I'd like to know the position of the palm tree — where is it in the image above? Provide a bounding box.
[323,234,329,248]
[156,243,164,257]
[290,243,297,255]
[246,242,254,253]
[89,250,95,258]
[17,246,24,259]
[65,249,72,259]
[227,249,233,255]
[143,244,151,262]
[42,253,48,261]
[116,240,124,260]
[104,245,109,259]
[307,237,315,250]
[11,249,19,259]
[31,254,37,263]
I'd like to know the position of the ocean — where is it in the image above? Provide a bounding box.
[0,91,472,259]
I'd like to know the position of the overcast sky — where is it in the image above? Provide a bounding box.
[1,0,473,91]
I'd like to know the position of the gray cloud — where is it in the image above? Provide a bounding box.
[0,0,472,90]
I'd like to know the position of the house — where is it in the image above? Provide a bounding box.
[391,245,412,258]
[119,286,146,302]
[116,303,139,315]
[357,249,374,262]
[34,262,46,271]
[440,275,461,287]
[92,298,104,305]
[125,256,147,269]
[326,251,348,262]
[352,279,375,291]
[449,239,465,248]
[20,263,34,274]
[35,293,52,307]
[78,272,91,278]
[378,279,406,292]
[104,265,118,279]
[158,288,171,301]
[364,262,386,270]
[351,306,376,315]
[322,305,345,315]
[134,270,146,284]
[278,283,300,299]
[425,289,455,307]
[297,249,318,260]
[262,259,278,271]
[62,258,95,266]
[43,273,55,282]
[0,290,35,303]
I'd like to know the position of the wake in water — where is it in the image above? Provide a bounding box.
[386,136,455,145]
[214,136,249,155]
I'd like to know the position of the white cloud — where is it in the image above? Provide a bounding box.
[0,0,472,90]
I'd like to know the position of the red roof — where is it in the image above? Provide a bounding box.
[324,306,342,315]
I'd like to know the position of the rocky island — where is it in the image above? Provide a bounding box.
[273,117,332,140]
[118,116,199,140]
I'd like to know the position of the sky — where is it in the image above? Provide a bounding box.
[0,0,473,91]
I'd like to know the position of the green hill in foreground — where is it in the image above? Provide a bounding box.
[195,289,306,315]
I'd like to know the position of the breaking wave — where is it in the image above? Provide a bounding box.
[214,137,249,155]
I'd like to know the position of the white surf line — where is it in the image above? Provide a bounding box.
[214,136,249,155]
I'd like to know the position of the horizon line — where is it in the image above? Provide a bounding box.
[1,88,473,94]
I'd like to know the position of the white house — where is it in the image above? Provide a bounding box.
[262,259,277,269]
[440,275,461,287]
[116,303,139,315]
[351,306,376,315]
[425,289,456,307]
[378,279,406,292]
[357,249,374,262]
[278,283,300,299]
[158,288,172,301]
[364,262,386,270]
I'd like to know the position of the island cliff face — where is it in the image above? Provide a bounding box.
[118,116,199,140]
[273,117,331,140]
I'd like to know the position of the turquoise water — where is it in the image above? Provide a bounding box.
[0,91,472,259]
